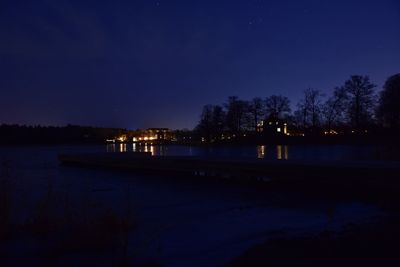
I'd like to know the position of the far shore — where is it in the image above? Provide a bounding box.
[2,134,400,146]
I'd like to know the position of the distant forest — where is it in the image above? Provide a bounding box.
[195,74,400,142]
[0,124,128,145]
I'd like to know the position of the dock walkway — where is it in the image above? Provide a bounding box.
[59,152,400,191]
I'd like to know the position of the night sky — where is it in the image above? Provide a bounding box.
[1,0,399,129]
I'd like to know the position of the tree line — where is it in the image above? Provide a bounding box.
[195,74,400,141]
[1,74,398,145]
[0,124,128,144]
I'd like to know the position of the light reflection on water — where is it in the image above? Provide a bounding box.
[107,143,291,160]
[257,145,265,159]
[276,145,289,160]
[105,143,400,161]
[107,143,162,156]
[257,145,289,160]
[120,143,127,153]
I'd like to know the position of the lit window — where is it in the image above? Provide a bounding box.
[277,128,281,132]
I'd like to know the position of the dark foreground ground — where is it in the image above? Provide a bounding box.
[227,207,400,267]
[225,177,400,267]
[227,216,400,267]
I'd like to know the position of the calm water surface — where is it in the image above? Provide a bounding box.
[109,143,400,161]
[0,145,390,267]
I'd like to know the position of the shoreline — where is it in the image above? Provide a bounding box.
[1,133,400,146]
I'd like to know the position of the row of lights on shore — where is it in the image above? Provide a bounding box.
[107,136,159,143]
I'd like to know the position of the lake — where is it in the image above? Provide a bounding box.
[109,143,400,161]
[0,144,391,267]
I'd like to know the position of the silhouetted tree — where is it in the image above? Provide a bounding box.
[265,95,291,120]
[211,105,226,137]
[323,87,348,132]
[343,75,377,132]
[294,89,324,133]
[195,105,214,141]
[248,97,264,132]
[294,103,308,131]
[224,96,249,134]
[376,74,400,129]
[195,105,226,141]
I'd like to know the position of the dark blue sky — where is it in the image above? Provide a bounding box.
[1,0,399,129]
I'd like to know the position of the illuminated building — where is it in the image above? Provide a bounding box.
[260,117,289,136]
[132,128,173,142]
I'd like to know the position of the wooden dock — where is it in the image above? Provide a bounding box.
[59,152,400,190]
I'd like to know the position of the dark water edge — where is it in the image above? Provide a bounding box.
[109,143,400,162]
[0,145,397,267]
[1,141,400,161]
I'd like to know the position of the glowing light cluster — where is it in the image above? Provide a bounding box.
[134,135,158,142]
[324,130,338,135]
[117,135,127,142]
